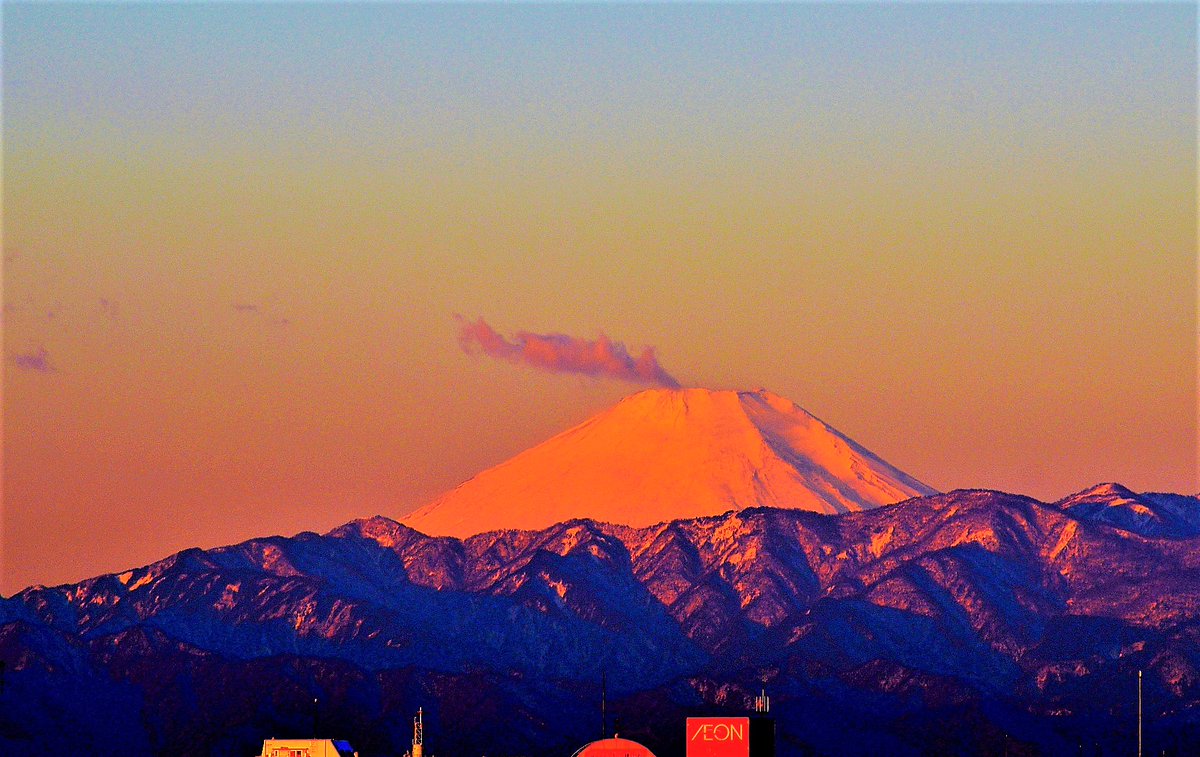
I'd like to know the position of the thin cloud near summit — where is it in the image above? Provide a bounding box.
[455,316,679,388]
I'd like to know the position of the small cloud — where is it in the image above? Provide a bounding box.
[11,346,54,372]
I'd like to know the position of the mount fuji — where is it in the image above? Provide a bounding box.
[402,387,937,537]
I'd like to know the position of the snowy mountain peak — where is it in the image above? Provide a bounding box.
[400,387,937,538]
[1065,482,1138,501]
[1056,483,1200,538]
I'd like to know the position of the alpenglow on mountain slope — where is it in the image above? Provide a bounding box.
[402,388,937,537]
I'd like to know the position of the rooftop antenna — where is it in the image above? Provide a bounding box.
[412,706,424,757]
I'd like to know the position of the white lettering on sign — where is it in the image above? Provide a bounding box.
[690,722,745,741]
[686,716,751,757]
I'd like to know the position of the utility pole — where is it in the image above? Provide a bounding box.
[313,697,319,739]
[600,671,607,740]
[1138,669,1143,757]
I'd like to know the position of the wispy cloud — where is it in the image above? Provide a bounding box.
[99,298,120,321]
[11,346,54,372]
[456,316,680,388]
[233,301,290,329]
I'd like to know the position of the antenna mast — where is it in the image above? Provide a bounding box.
[413,706,424,757]
[755,688,770,714]
[601,671,608,739]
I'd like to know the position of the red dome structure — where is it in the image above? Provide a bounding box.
[572,736,657,757]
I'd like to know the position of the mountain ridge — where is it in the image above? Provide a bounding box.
[5,484,1199,754]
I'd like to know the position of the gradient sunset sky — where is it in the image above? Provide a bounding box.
[4,3,1196,594]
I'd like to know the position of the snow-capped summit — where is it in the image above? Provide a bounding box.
[401,387,937,538]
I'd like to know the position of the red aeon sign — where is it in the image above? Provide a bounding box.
[686,717,750,757]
